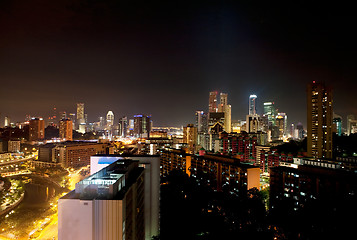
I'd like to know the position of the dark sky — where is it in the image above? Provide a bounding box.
[1,0,356,127]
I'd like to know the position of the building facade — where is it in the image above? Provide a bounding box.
[307,82,333,159]
[249,94,257,115]
[59,119,73,141]
[59,160,146,240]
[160,149,260,195]
[29,118,45,141]
[89,154,160,240]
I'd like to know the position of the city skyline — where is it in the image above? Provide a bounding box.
[0,1,356,127]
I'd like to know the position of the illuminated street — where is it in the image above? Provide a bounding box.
[0,167,88,240]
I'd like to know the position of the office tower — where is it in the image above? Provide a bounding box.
[209,91,218,113]
[59,160,145,240]
[195,111,204,132]
[246,115,260,133]
[4,116,10,127]
[249,94,257,115]
[106,111,114,129]
[218,93,231,133]
[119,116,128,137]
[29,118,45,141]
[224,104,232,133]
[134,115,152,138]
[208,112,225,131]
[307,81,333,159]
[347,114,357,135]
[195,111,209,133]
[76,103,85,127]
[276,113,287,140]
[263,102,276,126]
[332,113,342,136]
[183,124,198,153]
[59,119,73,141]
[48,107,58,126]
[68,113,76,131]
[218,93,228,112]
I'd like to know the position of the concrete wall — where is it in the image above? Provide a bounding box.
[58,198,94,240]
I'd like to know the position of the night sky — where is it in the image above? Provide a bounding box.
[1,0,356,127]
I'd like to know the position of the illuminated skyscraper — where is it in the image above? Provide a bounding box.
[307,81,333,159]
[4,116,10,127]
[106,111,114,128]
[76,103,85,128]
[249,94,257,115]
[29,118,45,141]
[208,91,218,113]
[218,93,228,112]
[59,119,73,141]
[119,116,128,137]
[134,115,152,138]
[263,102,276,126]
[195,111,205,133]
[276,113,287,140]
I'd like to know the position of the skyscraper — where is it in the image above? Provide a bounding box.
[195,111,205,133]
[249,94,257,115]
[29,118,45,141]
[307,81,333,159]
[76,103,85,127]
[134,115,152,138]
[183,124,198,153]
[59,119,73,141]
[106,111,114,129]
[263,102,276,126]
[119,116,128,137]
[218,93,228,112]
[276,113,287,140]
[4,116,10,127]
[208,91,218,113]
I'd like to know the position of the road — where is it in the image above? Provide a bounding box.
[0,156,35,167]
[36,214,58,240]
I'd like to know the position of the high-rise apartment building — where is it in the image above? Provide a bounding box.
[183,124,198,153]
[29,118,45,141]
[249,95,257,115]
[307,81,333,159]
[208,91,218,113]
[59,160,146,240]
[59,119,73,141]
[218,93,228,112]
[89,154,160,240]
